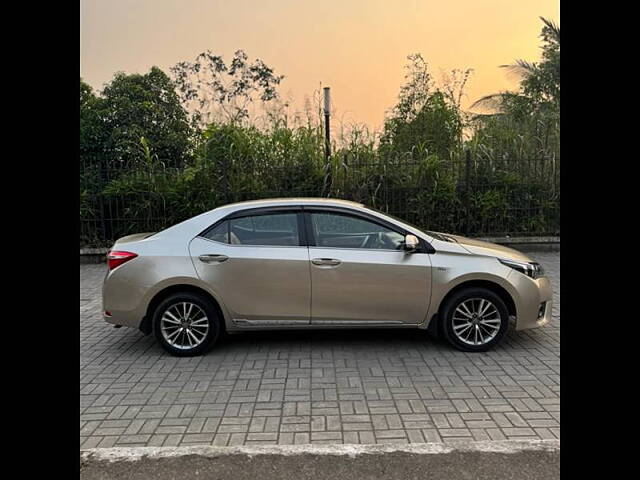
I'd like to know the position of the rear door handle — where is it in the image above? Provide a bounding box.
[311,258,341,267]
[199,254,229,264]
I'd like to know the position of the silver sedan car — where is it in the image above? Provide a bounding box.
[103,198,552,356]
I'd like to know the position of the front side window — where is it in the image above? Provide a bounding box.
[310,212,404,250]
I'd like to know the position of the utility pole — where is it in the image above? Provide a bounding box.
[323,87,331,160]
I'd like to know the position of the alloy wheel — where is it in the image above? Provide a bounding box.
[451,298,502,346]
[160,302,210,350]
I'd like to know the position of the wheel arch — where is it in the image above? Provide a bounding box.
[430,279,517,335]
[140,284,227,335]
[441,279,517,315]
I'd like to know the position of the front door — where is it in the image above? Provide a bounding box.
[306,211,431,325]
[189,210,311,326]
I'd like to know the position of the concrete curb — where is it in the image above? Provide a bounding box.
[81,439,560,462]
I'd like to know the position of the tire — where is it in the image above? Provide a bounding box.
[440,287,509,352]
[153,292,220,356]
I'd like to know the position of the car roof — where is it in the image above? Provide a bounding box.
[153,197,434,243]
[222,198,365,209]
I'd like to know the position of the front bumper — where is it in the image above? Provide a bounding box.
[510,273,554,331]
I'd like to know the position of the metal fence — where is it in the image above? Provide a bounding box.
[80,154,559,248]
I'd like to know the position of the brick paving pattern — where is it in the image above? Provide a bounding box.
[80,252,560,448]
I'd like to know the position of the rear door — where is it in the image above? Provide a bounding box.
[189,208,311,326]
[305,209,431,325]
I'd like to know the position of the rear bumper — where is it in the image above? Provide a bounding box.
[511,274,554,331]
[103,310,143,329]
[102,271,149,329]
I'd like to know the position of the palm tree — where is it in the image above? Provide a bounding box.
[470,17,559,115]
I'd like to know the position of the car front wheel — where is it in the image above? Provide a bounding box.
[153,292,220,356]
[440,287,509,352]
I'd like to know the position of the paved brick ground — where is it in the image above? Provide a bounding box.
[80,252,559,448]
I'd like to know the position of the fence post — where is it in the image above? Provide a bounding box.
[464,149,472,236]
[323,87,331,160]
[98,165,108,245]
[98,194,107,245]
[323,87,332,196]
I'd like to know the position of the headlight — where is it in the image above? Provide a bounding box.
[499,258,544,279]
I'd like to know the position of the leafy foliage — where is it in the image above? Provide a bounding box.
[380,54,470,161]
[171,50,284,126]
[80,67,193,173]
[469,17,560,159]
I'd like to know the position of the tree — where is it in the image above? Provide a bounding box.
[471,17,560,116]
[469,17,560,158]
[171,50,284,127]
[520,17,560,108]
[380,54,470,160]
[390,54,435,122]
[80,78,101,171]
[80,78,96,107]
[80,68,194,171]
[99,67,194,168]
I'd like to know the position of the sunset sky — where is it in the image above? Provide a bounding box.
[80,0,559,131]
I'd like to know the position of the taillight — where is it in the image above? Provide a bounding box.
[107,251,138,270]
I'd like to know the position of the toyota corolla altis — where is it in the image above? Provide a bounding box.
[103,198,552,356]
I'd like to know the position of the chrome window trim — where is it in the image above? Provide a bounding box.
[304,207,433,254]
[197,207,305,248]
[196,236,308,249]
[307,245,405,254]
[197,235,404,253]
[197,203,435,253]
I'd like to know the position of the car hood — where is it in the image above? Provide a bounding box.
[429,232,532,263]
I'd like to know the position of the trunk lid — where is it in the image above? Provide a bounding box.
[111,232,156,248]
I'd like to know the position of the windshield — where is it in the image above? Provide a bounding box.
[363,207,429,236]
[363,206,461,242]
[423,231,459,242]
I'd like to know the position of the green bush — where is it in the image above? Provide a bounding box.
[80,117,559,246]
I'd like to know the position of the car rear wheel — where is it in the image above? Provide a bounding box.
[153,292,220,356]
[440,287,509,352]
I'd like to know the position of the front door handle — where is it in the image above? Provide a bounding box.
[199,254,229,264]
[311,258,341,267]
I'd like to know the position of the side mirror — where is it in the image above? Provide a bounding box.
[404,234,419,252]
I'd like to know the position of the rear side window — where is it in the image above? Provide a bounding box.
[201,221,229,243]
[230,213,300,246]
[202,213,301,246]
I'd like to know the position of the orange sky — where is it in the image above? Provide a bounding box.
[80,0,559,132]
